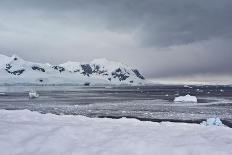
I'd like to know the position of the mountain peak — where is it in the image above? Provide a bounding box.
[0,53,146,85]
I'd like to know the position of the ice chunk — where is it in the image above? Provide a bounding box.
[29,91,39,99]
[201,118,224,126]
[184,85,192,88]
[174,94,197,103]
[105,86,113,88]
[196,89,203,92]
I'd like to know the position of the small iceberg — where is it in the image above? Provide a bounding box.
[184,85,192,88]
[29,91,39,99]
[174,94,197,103]
[105,86,113,89]
[201,118,224,126]
[0,92,6,95]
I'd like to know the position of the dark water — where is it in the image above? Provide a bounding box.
[1,85,232,127]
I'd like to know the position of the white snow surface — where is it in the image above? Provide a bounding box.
[0,54,145,85]
[0,110,232,155]
[174,94,198,103]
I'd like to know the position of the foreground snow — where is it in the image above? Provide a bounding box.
[0,110,232,155]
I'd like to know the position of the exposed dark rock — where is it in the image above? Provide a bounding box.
[108,78,111,81]
[5,64,25,75]
[52,66,65,73]
[81,64,92,76]
[12,69,25,75]
[93,65,100,72]
[111,68,129,81]
[115,68,122,72]
[32,66,45,72]
[132,69,145,80]
[74,69,80,73]
[84,82,90,86]
[130,80,134,83]
[6,69,25,75]
[92,65,107,75]
[5,64,11,70]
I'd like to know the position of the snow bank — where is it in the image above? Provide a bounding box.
[0,110,232,155]
[201,118,224,126]
[174,94,198,103]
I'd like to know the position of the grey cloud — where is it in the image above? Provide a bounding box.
[142,39,232,78]
[1,0,232,46]
[0,0,232,79]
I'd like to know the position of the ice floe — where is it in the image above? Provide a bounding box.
[0,110,231,155]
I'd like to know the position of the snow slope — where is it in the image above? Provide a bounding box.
[0,110,232,155]
[0,54,145,85]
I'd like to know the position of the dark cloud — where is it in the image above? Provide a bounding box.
[1,0,232,46]
[143,38,232,77]
[0,0,232,79]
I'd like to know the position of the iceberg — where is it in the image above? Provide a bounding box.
[174,94,197,103]
[29,91,39,99]
[201,118,224,126]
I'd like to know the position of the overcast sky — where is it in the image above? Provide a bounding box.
[0,0,232,80]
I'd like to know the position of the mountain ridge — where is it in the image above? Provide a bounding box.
[0,54,146,85]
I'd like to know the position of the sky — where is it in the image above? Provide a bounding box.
[0,0,232,81]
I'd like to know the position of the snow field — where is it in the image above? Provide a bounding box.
[0,110,232,155]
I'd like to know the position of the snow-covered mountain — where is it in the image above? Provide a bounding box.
[0,54,146,85]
